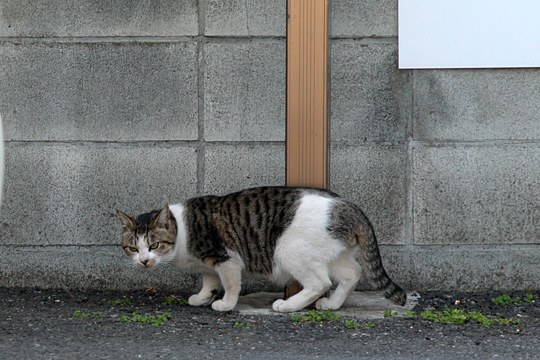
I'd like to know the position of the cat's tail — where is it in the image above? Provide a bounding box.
[355,217,407,306]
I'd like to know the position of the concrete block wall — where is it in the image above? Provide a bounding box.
[1,0,539,293]
[329,0,540,291]
[0,0,285,291]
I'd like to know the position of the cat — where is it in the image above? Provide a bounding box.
[117,186,406,313]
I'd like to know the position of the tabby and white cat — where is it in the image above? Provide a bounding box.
[117,186,406,313]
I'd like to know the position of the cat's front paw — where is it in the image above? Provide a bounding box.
[315,297,332,310]
[211,299,235,312]
[272,299,293,313]
[188,294,212,307]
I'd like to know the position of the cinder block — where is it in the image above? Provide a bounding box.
[414,70,540,141]
[0,42,198,141]
[330,41,409,143]
[0,246,199,291]
[0,0,198,36]
[0,144,198,246]
[0,245,283,292]
[330,145,408,245]
[376,246,411,290]
[352,246,410,290]
[204,144,285,195]
[413,145,540,245]
[205,0,286,36]
[409,246,540,291]
[5,245,536,292]
[331,0,397,37]
[204,42,286,141]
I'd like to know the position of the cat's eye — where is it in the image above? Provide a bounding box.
[149,243,159,251]
[127,247,138,253]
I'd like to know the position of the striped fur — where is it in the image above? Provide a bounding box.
[117,186,406,312]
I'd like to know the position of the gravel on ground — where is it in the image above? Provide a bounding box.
[1,287,539,359]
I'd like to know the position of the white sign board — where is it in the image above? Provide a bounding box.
[398,0,540,69]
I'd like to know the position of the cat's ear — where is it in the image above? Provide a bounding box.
[116,210,136,229]
[150,205,171,229]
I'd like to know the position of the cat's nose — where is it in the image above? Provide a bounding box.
[141,259,149,266]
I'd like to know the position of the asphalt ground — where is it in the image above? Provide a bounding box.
[1,287,539,359]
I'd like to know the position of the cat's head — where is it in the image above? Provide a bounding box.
[116,206,177,269]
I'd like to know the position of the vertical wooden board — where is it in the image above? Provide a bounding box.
[286,0,328,189]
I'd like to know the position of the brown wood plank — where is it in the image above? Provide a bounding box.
[285,0,329,299]
[286,0,328,188]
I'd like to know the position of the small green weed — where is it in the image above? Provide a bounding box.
[344,320,375,329]
[420,308,520,327]
[72,310,105,319]
[497,318,521,326]
[233,321,253,329]
[291,309,341,323]
[467,311,493,327]
[402,310,417,318]
[491,294,520,305]
[108,297,134,306]
[384,309,398,318]
[344,320,359,329]
[163,295,189,306]
[492,293,536,306]
[523,293,536,304]
[118,312,172,326]
[421,308,467,324]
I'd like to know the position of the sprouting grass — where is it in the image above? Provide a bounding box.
[163,295,189,306]
[402,310,417,318]
[524,293,536,304]
[497,317,522,326]
[233,321,253,329]
[344,320,375,329]
[491,294,521,306]
[118,312,172,326]
[290,309,341,323]
[491,293,536,306]
[108,297,134,306]
[384,309,398,318]
[420,308,520,327]
[72,310,105,319]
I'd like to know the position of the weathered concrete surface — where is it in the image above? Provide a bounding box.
[331,0,397,37]
[1,144,198,246]
[2,243,539,292]
[205,0,286,37]
[330,41,409,143]
[204,144,285,195]
[204,41,286,142]
[376,245,540,292]
[330,145,408,245]
[0,0,198,37]
[0,0,539,294]
[0,42,198,141]
[237,291,419,318]
[0,246,199,290]
[414,70,540,141]
[408,245,540,291]
[413,145,540,245]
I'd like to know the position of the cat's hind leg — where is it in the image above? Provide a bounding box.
[188,272,221,306]
[272,267,332,313]
[210,254,243,312]
[315,253,362,310]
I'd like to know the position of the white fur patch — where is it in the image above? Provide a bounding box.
[272,193,346,285]
[135,235,152,264]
